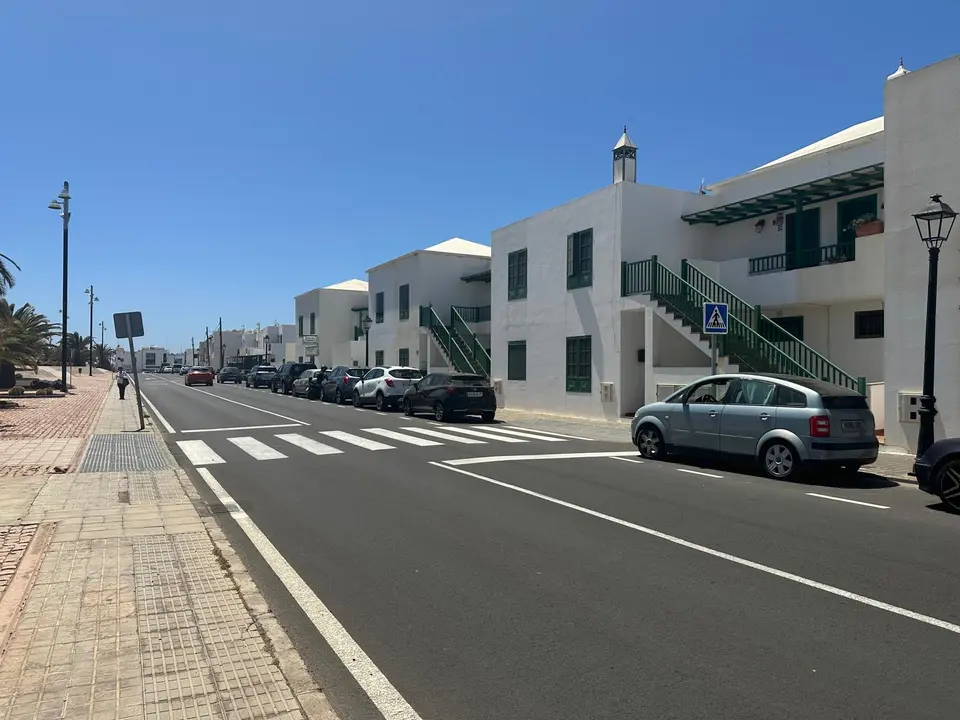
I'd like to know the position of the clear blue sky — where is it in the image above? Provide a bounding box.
[2,1,957,352]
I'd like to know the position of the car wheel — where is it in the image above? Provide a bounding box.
[480,411,495,423]
[434,402,446,422]
[403,399,414,416]
[375,392,385,412]
[335,389,343,404]
[761,440,799,480]
[271,382,278,394]
[934,458,960,513]
[635,424,664,459]
[353,391,361,407]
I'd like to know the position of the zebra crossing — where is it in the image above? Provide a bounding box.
[175,423,583,466]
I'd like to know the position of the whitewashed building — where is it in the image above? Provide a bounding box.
[490,54,960,452]
[366,238,492,373]
[293,279,368,368]
[115,345,179,371]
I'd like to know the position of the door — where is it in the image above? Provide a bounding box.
[719,379,776,456]
[324,368,342,397]
[359,369,383,399]
[785,207,821,269]
[412,374,434,410]
[677,378,734,452]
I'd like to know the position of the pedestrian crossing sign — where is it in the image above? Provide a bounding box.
[703,302,729,335]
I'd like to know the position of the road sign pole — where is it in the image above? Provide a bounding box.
[711,336,718,376]
[124,314,146,430]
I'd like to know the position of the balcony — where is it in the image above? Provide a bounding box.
[749,242,855,275]
[452,305,491,323]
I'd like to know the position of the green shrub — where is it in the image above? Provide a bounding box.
[8,386,25,396]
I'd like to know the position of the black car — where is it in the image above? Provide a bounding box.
[271,361,317,395]
[320,365,369,404]
[915,438,960,513]
[246,365,278,388]
[216,367,243,384]
[291,368,327,400]
[401,372,496,422]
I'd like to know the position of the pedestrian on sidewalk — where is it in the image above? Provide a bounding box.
[116,367,130,399]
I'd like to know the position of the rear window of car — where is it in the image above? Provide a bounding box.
[821,395,870,410]
[256,366,277,372]
[389,369,422,379]
[192,367,212,373]
[450,375,487,386]
[346,368,368,378]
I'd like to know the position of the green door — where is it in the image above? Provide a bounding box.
[785,207,821,269]
[837,194,877,258]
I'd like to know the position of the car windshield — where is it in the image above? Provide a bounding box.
[390,369,422,379]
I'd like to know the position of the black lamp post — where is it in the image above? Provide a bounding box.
[47,182,71,391]
[361,314,373,367]
[913,194,957,459]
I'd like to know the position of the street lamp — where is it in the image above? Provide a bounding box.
[361,314,373,367]
[99,320,106,368]
[48,182,71,391]
[84,286,98,376]
[912,193,957,458]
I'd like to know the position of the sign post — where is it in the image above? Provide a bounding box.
[702,302,729,376]
[302,334,319,356]
[114,311,146,430]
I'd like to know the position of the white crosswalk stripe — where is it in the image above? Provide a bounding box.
[434,426,528,443]
[275,434,343,456]
[472,426,568,442]
[318,430,394,451]
[177,440,225,465]
[362,428,442,446]
[227,436,288,460]
[401,427,486,444]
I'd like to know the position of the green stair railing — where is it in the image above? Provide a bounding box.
[422,306,475,374]
[451,306,491,376]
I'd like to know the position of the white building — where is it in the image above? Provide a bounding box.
[490,54,960,452]
[115,345,180,371]
[366,238,492,373]
[293,279,369,368]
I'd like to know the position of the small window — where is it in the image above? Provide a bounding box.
[375,292,384,323]
[729,379,776,406]
[772,315,804,341]
[507,249,527,300]
[390,368,421,379]
[822,395,870,410]
[507,341,526,381]
[309,312,316,335]
[298,316,304,336]
[565,336,591,393]
[398,348,410,367]
[686,379,733,404]
[399,284,410,320]
[375,350,384,366]
[566,229,593,290]
[775,386,807,408]
[854,309,883,339]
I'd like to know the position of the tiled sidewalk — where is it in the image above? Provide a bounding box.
[0,387,336,718]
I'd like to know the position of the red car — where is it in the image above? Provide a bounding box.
[185,367,215,386]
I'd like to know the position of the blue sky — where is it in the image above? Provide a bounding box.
[2,1,957,352]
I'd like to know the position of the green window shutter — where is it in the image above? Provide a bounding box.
[566,235,574,277]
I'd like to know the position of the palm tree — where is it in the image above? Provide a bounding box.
[0,301,59,370]
[0,254,21,297]
[64,331,91,366]
[93,342,115,369]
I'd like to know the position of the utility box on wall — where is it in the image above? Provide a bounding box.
[600,382,614,403]
[897,391,921,423]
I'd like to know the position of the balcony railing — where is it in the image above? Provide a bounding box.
[452,305,491,323]
[749,242,856,275]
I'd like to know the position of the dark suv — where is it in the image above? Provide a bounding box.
[271,362,317,395]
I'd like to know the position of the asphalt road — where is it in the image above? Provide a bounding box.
[140,372,960,720]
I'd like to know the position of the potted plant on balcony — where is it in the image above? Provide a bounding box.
[850,213,884,237]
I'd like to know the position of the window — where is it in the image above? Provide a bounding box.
[772,315,804,341]
[375,350,384,366]
[565,336,591,392]
[391,368,421,379]
[375,292,384,323]
[685,378,733,404]
[837,193,878,252]
[566,229,593,289]
[398,348,410,366]
[507,341,526,381]
[298,316,304,336]
[729,379,776,406]
[508,249,527,300]
[399,284,410,320]
[309,312,316,335]
[854,309,884,339]
[775,386,807,408]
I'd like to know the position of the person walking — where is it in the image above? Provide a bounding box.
[116,367,130,400]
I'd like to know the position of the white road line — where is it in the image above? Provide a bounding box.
[179,385,309,425]
[677,468,724,479]
[499,426,595,441]
[182,423,303,434]
[612,456,644,464]
[402,427,486,444]
[318,430,394,451]
[443,451,640,466]
[140,392,176,433]
[470,426,567,442]
[806,493,890,510]
[176,440,225,466]
[437,426,527,443]
[429,462,960,637]
[363,428,442,447]
[227,436,288,461]
[275,434,344,456]
[194,468,424,719]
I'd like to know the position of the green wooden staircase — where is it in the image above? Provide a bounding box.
[419,306,491,377]
[621,256,866,394]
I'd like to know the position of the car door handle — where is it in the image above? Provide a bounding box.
[759,413,770,420]
[708,411,719,418]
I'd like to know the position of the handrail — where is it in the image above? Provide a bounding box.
[621,259,653,296]
[452,305,491,323]
[749,243,856,275]
[451,306,490,376]
[426,306,475,374]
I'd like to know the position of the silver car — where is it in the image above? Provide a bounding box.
[630,373,878,480]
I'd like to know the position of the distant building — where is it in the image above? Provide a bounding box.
[294,279,369,368]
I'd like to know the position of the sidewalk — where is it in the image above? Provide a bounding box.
[0,384,336,718]
[496,407,916,482]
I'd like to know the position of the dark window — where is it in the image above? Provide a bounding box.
[398,284,410,320]
[822,395,870,410]
[854,309,884,339]
[565,336,591,392]
[728,379,776,406]
[375,293,384,323]
[375,350,384,366]
[837,193,878,251]
[775,386,808,408]
[507,341,526,381]
[507,249,527,300]
[785,207,822,269]
[309,312,316,334]
[450,375,487,386]
[390,368,421,379]
[298,316,304,336]
[398,348,410,367]
[772,315,804,341]
[566,229,593,289]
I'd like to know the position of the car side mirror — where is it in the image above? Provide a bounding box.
[412,383,419,390]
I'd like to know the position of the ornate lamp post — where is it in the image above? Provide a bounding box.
[361,314,373,367]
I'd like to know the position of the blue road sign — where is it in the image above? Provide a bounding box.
[703,302,729,335]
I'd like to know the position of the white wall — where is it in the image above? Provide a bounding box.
[620,182,709,267]
[883,55,960,451]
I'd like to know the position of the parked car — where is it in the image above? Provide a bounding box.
[630,373,878,480]
[291,368,327,400]
[245,365,277,388]
[271,361,317,394]
[217,367,243,384]
[915,438,960,513]
[179,366,192,376]
[319,366,369,404]
[185,367,215,386]
[172,364,183,374]
[401,372,496,421]
[353,366,423,411]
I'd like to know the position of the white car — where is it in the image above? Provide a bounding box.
[353,366,423,411]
